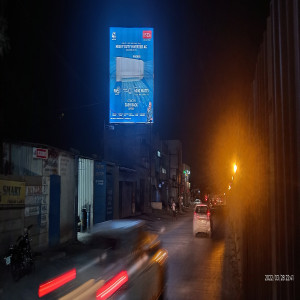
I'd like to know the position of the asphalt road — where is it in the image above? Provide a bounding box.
[0,206,228,300]
[159,206,226,300]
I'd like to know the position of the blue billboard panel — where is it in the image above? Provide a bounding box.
[109,27,154,123]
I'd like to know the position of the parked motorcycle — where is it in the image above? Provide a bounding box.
[4,224,35,281]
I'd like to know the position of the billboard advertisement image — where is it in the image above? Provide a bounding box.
[109,27,154,123]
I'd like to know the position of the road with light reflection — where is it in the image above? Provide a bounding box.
[0,206,228,300]
[160,207,226,300]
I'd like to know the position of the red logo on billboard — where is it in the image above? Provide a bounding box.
[143,30,152,39]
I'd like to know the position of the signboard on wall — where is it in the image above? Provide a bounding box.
[109,27,154,123]
[0,180,25,207]
[33,147,48,159]
[25,185,48,225]
[43,149,58,176]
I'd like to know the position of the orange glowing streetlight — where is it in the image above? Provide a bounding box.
[233,163,237,174]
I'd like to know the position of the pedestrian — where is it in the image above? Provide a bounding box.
[146,101,153,123]
[172,200,176,221]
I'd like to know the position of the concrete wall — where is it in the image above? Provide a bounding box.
[1,142,77,251]
[0,175,49,255]
[0,175,25,255]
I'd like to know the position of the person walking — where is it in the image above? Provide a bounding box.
[172,200,176,221]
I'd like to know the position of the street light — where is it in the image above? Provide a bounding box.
[233,163,237,174]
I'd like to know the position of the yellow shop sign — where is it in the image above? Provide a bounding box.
[0,180,26,207]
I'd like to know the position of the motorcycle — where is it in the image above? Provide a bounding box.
[4,224,35,281]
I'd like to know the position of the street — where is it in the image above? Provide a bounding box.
[159,207,227,300]
[0,206,233,300]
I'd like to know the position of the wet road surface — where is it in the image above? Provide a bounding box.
[160,207,226,300]
[0,206,227,300]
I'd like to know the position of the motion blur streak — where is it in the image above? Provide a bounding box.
[96,270,128,300]
[151,249,168,265]
[58,279,95,300]
[77,256,101,273]
[38,268,76,297]
[127,254,148,276]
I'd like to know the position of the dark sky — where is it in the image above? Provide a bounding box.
[0,0,270,187]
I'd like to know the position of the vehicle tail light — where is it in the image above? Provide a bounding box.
[96,270,128,300]
[207,211,211,219]
[38,268,76,297]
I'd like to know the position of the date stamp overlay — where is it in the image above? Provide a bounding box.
[265,275,295,282]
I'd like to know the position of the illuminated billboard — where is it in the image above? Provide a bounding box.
[109,27,154,123]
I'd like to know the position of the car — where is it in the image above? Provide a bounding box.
[194,198,201,206]
[38,220,167,300]
[193,204,212,238]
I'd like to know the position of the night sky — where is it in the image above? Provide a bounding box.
[0,0,270,188]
